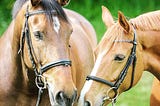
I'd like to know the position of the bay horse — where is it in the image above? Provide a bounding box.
[0,0,97,106]
[78,6,160,106]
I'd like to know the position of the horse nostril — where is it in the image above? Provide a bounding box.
[55,91,65,105]
[85,101,91,106]
[72,90,77,102]
[55,91,77,105]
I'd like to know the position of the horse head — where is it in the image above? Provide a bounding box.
[13,0,77,105]
[79,6,144,106]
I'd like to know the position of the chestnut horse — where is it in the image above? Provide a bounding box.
[150,78,160,106]
[78,6,160,106]
[0,0,97,106]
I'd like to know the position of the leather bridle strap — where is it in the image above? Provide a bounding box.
[86,76,114,87]
[86,52,136,92]
[25,10,57,17]
[86,28,137,96]
[40,60,71,74]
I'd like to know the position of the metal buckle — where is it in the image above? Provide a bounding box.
[35,75,47,89]
[103,87,119,106]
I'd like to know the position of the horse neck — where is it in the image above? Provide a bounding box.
[0,19,35,96]
[0,20,25,93]
[138,29,160,80]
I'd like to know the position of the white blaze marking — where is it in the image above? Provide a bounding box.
[78,52,105,105]
[52,16,60,33]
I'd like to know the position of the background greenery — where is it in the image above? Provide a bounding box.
[66,0,160,41]
[0,0,159,106]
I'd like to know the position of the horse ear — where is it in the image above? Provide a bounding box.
[102,6,114,28]
[57,0,70,6]
[118,11,130,33]
[31,0,41,6]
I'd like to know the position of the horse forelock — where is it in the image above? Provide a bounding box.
[12,0,68,21]
[130,10,160,31]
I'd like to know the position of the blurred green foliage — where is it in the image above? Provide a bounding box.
[0,0,14,35]
[66,0,160,40]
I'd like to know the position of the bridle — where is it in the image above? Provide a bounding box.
[18,6,71,106]
[86,27,137,106]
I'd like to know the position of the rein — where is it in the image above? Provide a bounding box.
[86,28,137,105]
[19,6,71,106]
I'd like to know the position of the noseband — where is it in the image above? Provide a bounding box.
[19,6,71,106]
[86,28,137,105]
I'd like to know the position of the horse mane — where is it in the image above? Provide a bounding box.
[130,10,160,31]
[12,0,68,21]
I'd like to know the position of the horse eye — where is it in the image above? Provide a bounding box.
[114,54,125,61]
[33,31,43,40]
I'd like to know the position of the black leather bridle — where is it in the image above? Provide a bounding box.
[86,28,137,104]
[19,6,71,106]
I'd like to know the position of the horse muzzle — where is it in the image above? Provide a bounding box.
[47,83,77,106]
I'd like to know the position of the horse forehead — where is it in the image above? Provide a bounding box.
[106,23,125,36]
[29,15,63,35]
[30,15,46,26]
[95,37,116,56]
